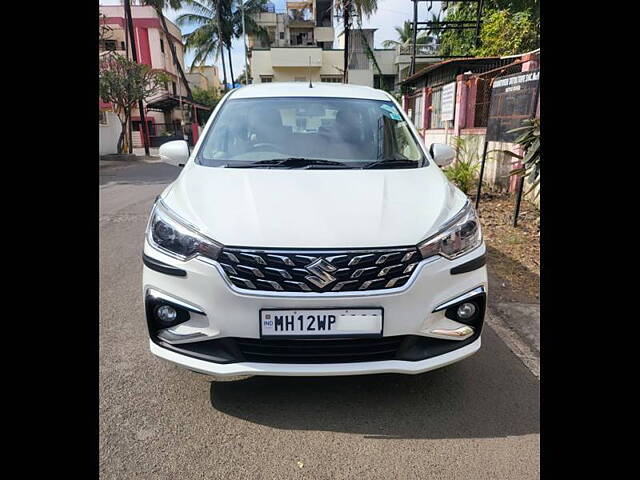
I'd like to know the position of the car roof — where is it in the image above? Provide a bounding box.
[227,82,392,101]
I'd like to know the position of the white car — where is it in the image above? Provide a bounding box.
[143,82,487,377]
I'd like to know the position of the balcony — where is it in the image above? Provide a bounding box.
[287,1,314,27]
[314,26,334,43]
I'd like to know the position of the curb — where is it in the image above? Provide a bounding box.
[486,306,540,378]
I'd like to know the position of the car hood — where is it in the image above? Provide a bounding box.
[162,164,467,248]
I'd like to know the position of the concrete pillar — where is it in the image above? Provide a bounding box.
[421,87,428,133]
[454,74,471,136]
[521,53,539,72]
[423,87,432,144]
[191,105,199,145]
[466,78,479,129]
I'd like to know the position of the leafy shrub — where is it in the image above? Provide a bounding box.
[443,136,481,194]
[444,160,480,194]
[499,118,540,199]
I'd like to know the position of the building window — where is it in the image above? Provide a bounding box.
[430,88,445,129]
[132,120,156,136]
[374,75,395,91]
[260,76,273,83]
[172,82,177,95]
[294,77,307,82]
[99,111,108,126]
[120,41,125,51]
[320,76,342,83]
[100,39,117,51]
[160,38,165,53]
[415,95,424,129]
[279,32,285,40]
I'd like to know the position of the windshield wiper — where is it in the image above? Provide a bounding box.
[230,158,349,169]
[362,158,420,169]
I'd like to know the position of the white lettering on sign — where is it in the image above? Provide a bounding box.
[493,71,540,89]
[440,82,456,122]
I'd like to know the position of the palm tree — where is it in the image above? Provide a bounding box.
[142,0,193,98]
[230,0,270,82]
[426,11,443,44]
[334,0,378,83]
[176,1,228,86]
[177,0,268,88]
[381,20,434,48]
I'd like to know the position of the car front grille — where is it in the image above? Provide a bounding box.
[235,336,406,363]
[218,247,421,293]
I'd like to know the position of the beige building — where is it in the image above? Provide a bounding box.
[187,65,223,97]
[247,1,440,90]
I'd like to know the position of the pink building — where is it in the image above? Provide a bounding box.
[99,4,209,152]
[401,51,540,194]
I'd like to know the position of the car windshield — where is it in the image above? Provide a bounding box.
[195,97,427,168]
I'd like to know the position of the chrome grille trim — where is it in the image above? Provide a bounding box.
[283,280,312,292]
[228,276,256,289]
[267,254,295,266]
[236,265,264,278]
[256,279,284,291]
[264,267,293,279]
[219,247,422,293]
[385,275,410,288]
[239,252,266,265]
[222,252,240,263]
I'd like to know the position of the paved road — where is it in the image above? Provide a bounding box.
[99,162,540,480]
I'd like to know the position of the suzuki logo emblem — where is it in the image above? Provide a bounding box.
[304,258,337,288]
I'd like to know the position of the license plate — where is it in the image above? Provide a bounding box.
[260,308,383,338]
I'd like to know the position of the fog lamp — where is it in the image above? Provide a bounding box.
[456,302,477,320]
[156,305,177,324]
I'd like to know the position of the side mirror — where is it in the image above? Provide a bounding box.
[159,140,189,167]
[430,143,456,167]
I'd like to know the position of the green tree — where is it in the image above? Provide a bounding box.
[474,9,538,57]
[99,53,168,153]
[191,86,220,123]
[425,11,443,44]
[235,67,249,85]
[177,0,269,87]
[437,1,539,57]
[437,2,478,57]
[333,0,378,83]
[381,20,433,48]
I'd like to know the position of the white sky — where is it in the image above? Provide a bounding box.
[100,0,441,83]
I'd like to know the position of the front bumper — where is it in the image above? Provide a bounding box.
[143,240,488,376]
[150,336,481,376]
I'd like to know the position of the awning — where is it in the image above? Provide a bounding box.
[146,94,212,113]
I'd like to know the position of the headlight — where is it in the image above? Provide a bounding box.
[146,200,221,261]
[418,201,482,260]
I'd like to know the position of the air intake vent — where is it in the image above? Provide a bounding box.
[235,336,406,363]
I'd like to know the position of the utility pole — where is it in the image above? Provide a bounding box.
[410,0,418,76]
[241,0,250,84]
[475,0,484,48]
[216,0,227,90]
[342,1,351,83]
[124,0,151,156]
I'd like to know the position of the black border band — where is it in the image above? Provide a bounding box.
[450,254,486,275]
[142,253,187,277]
